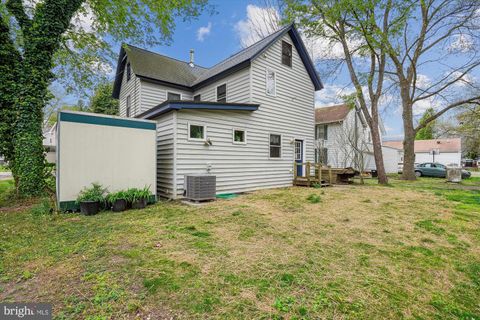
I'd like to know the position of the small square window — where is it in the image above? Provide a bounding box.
[126,62,131,81]
[233,129,246,144]
[167,92,181,101]
[269,134,281,158]
[189,124,205,140]
[217,84,227,103]
[281,41,292,67]
[193,94,201,102]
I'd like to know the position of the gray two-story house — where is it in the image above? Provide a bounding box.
[113,24,323,198]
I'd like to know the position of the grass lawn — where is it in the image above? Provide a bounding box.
[0,177,479,319]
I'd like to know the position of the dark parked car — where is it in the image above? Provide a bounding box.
[414,163,471,179]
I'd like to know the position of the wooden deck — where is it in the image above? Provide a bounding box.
[293,162,357,187]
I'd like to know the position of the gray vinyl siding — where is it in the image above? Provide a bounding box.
[119,60,140,117]
[140,80,193,112]
[192,67,250,103]
[154,111,176,198]
[173,33,316,197]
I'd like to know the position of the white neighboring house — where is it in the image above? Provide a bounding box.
[383,138,462,167]
[112,24,323,199]
[314,104,398,173]
[42,123,56,163]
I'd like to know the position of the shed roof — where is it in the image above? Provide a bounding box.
[382,138,461,153]
[315,104,352,124]
[113,24,323,98]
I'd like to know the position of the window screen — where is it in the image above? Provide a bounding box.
[269,134,281,158]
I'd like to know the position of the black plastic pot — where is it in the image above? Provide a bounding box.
[131,198,147,209]
[112,199,127,212]
[80,201,100,215]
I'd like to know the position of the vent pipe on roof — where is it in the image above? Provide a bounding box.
[189,49,194,67]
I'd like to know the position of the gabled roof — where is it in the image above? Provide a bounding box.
[383,138,461,153]
[113,24,323,98]
[315,104,352,124]
[137,101,260,120]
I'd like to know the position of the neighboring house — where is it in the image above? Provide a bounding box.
[112,24,323,198]
[42,123,57,163]
[314,104,398,173]
[383,138,462,167]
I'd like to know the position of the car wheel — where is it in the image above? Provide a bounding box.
[415,171,422,177]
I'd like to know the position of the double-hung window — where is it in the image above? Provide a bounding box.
[217,84,227,103]
[315,124,328,140]
[281,41,292,67]
[266,68,276,96]
[269,134,281,158]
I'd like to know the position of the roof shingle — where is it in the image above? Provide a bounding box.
[113,24,322,98]
[315,104,352,124]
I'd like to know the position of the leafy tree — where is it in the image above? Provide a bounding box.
[415,108,436,140]
[88,82,118,116]
[0,0,208,196]
[286,0,480,181]
[285,0,391,184]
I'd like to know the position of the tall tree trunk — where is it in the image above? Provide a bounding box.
[13,69,49,195]
[371,124,388,184]
[7,0,84,196]
[401,92,416,180]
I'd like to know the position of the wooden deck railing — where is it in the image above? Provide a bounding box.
[293,162,357,186]
[293,162,333,186]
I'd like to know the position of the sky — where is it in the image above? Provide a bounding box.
[66,0,479,141]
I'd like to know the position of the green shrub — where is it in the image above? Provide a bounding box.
[307,194,321,203]
[76,183,107,204]
[125,186,151,202]
[106,190,128,204]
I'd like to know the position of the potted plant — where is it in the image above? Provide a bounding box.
[127,186,151,209]
[76,183,107,215]
[106,190,128,212]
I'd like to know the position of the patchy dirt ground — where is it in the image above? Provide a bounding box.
[1,177,479,319]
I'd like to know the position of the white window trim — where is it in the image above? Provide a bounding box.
[232,128,247,145]
[188,122,207,142]
[265,67,276,97]
[268,133,283,159]
[166,90,182,101]
[216,83,227,103]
